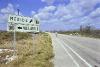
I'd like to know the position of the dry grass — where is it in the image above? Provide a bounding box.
[0,32,54,67]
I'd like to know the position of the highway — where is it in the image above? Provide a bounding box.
[50,33,100,67]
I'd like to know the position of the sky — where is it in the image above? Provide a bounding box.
[0,0,100,31]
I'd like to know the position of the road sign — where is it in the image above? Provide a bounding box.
[8,15,39,25]
[8,15,39,32]
[7,13,39,57]
[7,23,39,32]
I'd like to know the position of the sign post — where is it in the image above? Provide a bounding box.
[13,23,16,56]
[8,14,39,56]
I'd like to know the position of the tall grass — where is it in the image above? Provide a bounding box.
[0,32,54,67]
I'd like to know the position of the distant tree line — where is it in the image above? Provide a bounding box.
[80,25,93,33]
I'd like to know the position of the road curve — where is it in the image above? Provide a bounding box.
[50,33,100,67]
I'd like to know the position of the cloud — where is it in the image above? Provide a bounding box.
[1,3,14,14]
[41,0,55,5]
[31,11,36,16]
[89,8,100,18]
[38,6,56,12]
[34,6,56,20]
[34,4,83,31]
[36,0,100,31]
[0,3,22,23]
[0,3,15,23]
[70,0,100,15]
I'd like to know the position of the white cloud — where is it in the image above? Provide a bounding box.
[31,11,36,16]
[34,6,56,21]
[41,0,55,5]
[35,12,52,20]
[54,5,68,18]
[80,7,100,26]
[1,3,14,14]
[34,4,83,31]
[71,0,100,15]
[38,6,56,12]
[89,8,100,18]
[0,3,15,23]
[0,3,22,23]
[36,0,100,31]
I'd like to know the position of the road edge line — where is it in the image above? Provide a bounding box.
[56,38,80,67]
[60,38,92,67]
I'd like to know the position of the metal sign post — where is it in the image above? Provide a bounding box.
[13,9,19,56]
[13,23,16,56]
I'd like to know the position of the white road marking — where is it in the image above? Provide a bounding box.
[59,38,93,67]
[55,38,80,67]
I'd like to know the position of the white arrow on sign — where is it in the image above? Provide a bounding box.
[7,23,39,32]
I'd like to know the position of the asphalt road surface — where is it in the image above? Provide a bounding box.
[50,33,100,67]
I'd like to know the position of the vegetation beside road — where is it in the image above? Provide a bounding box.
[0,32,54,67]
[59,30,100,38]
[59,25,100,38]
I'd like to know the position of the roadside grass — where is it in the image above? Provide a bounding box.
[0,32,54,67]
